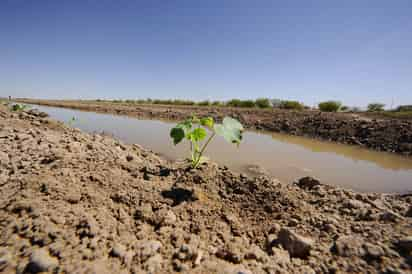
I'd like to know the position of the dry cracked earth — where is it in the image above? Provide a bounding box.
[0,104,411,273]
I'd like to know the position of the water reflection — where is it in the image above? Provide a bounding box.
[266,132,412,171]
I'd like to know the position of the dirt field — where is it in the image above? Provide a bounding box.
[1,104,411,273]
[14,99,412,156]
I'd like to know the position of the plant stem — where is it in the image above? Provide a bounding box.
[192,132,216,168]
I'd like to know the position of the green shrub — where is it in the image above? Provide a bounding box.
[340,105,349,112]
[211,101,222,106]
[395,105,412,112]
[255,98,271,108]
[239,100,256,108]
[318,101,342,112]
[280,100,304,110]
[197,100,211,106]
[367,103,385,112]
[226,99,242,107]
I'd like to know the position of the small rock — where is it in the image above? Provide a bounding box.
[194,250,203,266]
[66,192,81,204]
[343,199,366,210]
[110,243,127,258]
[267,234,277,247]
[145,254,163,273]
[380,210,404,222]
[25,249,58,273]
[0,249,12,272]
[143,171,151,181]
[126,155,134,161]
[216,244,243,264]
[277,228,313,258]
[155,210,177,227]
[134,204,153,222]
[244,244,268,263]
[139,240,162,261]
[296,177,321,190]
[32,121,41,127]
[159,167,171,177]
[363,243,385,259]
[332,236,365,257]
[271,247,290,266]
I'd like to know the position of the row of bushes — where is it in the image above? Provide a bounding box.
[104,98,306,109]
[98,98,410,113]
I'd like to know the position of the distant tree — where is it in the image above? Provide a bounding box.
[239,100,256,108]
[255,98,271,108]
[318,101,342,112]
[280,100,304,110]
[226,99,242,107]
[340,105,349,112]
[197,100,211,106]
[367,103,385,112]
[395,105,412,112]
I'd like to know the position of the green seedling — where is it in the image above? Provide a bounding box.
[11,103,27,111]
[170,116,244,168]
[68,116,77,126]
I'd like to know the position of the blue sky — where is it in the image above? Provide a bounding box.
[1,0,411,107]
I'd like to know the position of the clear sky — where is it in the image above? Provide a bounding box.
[1,0,411,107]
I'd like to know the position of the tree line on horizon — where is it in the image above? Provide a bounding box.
[95,98,412,113]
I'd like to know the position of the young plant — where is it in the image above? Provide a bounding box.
[11,103,27,112]
[67,116,77,126]
[170,116,244,168]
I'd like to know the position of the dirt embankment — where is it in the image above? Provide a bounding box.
[1,104,412,273]
[15,99,412,156]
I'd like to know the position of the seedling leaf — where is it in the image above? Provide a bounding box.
[190,127,207,142]
[170,127,185,145]
[214,117,243,145]
[200,117,214,129]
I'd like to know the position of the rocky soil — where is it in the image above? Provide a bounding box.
[1,104,411,273]
[14,99,412,156]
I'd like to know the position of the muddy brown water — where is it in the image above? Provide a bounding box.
[28,104,412,193]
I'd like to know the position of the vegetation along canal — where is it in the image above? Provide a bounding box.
[29,104,412,194]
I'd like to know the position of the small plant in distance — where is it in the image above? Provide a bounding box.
[367,103,385,112]
[318,101,342,112]
[68,116,77,126]
[11,103,27,112]
[170,116,244,168]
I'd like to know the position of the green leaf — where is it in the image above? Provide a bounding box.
[189,127,207,142]
[175,119,192,136]
[214,117,244,145]
[170,127,185,145]
[200,117,214,129]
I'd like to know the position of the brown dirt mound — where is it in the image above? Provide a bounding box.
[0,105,411,273]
